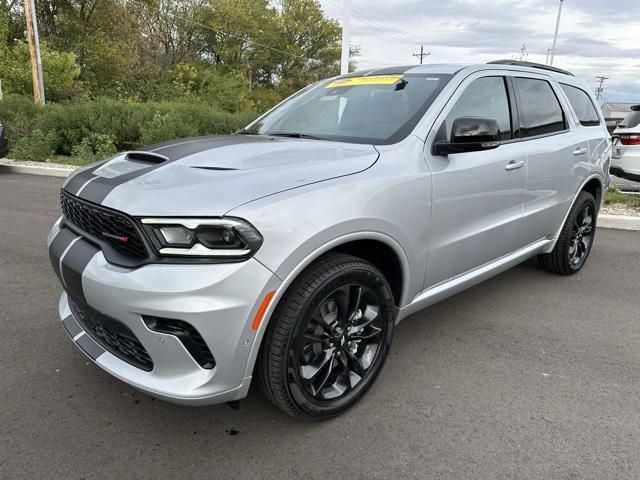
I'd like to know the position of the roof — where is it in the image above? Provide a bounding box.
[487,60,574,77]
[601,102,639,113]
[346,62,578,81]
[343,64,466,77]
[341,62,592,92]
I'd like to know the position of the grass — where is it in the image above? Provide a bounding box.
[605,187,640,208]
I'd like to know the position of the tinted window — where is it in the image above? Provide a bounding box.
[445,76,512,141]
[246,73,453,145]
[514,78,565,137]
[619,110,640,129]
[560,84,600,126]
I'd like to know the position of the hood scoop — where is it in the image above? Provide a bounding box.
[126,151,169,164]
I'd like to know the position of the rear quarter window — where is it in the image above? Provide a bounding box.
[560,84,601,127]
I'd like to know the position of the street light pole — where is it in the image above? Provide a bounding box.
[340,0,351,75]
[549,0,565,66]
[23,0,45,105]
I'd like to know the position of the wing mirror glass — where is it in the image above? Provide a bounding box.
[433,117,502,155]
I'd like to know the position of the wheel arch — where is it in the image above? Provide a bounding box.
[243,232,410,379]
[543,174,604,253]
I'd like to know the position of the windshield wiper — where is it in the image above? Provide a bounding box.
[268,132,327,141]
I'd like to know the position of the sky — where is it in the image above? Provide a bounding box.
[318,0,640,103]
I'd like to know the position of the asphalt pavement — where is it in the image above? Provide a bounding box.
[1,172,639,479]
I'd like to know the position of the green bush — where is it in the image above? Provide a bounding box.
[10,129,58,161]
[0,95,258,163]
[71,133,118,161]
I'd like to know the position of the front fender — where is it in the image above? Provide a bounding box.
[240,230,410,379]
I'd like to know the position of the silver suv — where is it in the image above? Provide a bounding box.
[48,60,611,420]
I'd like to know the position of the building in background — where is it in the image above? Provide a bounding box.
[601,102,639,133]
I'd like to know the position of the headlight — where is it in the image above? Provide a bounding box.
[140,217,263,259]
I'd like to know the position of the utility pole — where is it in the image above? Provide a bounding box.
[340,0,351,75]
[24,0,45,105]
[412,45,430,64]
[595,75,610,100]
[549,0,565,66]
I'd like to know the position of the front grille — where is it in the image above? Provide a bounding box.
[60,190,148,261]
[144,317,215,369]
[69,299,153,371]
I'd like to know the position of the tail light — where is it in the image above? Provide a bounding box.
[619,134,640,145]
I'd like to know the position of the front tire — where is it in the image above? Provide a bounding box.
[256,253,395,420]
[538,191,597,275]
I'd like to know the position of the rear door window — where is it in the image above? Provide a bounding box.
[514,77,566,138]
[560,84,601,126]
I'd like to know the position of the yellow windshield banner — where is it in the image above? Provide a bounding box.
[325,75,403,88]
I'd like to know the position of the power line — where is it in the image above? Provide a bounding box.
[351,4,421,47]
[326,0,445,64]
[324,0,419,54]
[123,0,308,60]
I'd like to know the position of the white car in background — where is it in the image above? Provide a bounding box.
[611,105,640,182]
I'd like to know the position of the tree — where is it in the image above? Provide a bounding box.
[274,0,342,90]
[0,0,354,105]
[0,41,81,100]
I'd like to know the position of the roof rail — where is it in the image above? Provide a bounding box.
[487,60,574,77]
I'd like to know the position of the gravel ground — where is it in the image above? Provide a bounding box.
[602,201,640,217]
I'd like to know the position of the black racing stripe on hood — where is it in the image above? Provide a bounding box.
[64,169,96,194]
[147,134,274,160]
[75,165,156,204]
[69,134,272,204]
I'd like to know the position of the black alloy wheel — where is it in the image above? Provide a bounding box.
[538,191,597,275]
[256,253,395,420]
[568,203,595,268]
[293,283,385,401]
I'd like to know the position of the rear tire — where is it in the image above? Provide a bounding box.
[256,253,395,420]
[538,191,597,275]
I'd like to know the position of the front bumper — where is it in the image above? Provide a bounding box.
[49,218,280,405]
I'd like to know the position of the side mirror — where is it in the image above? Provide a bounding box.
[432,117,501,155]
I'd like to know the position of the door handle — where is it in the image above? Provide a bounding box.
[573,147,588,156]
[505,160,525,171]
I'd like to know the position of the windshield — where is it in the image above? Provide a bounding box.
[244,73,453,144]
[619,110,640,129]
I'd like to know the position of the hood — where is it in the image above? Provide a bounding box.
[62,135,379,216]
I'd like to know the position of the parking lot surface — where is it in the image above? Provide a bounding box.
[1,172,639,479]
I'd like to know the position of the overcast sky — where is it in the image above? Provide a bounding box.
[319,0,640,103]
